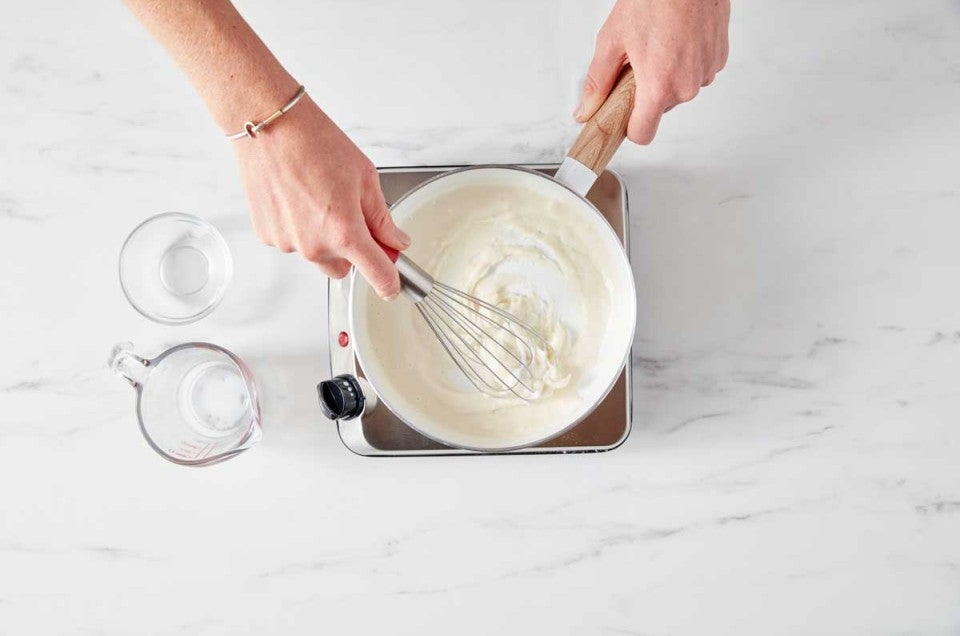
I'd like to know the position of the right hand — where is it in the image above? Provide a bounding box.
[576,0,730,145]
[233,97,410,300]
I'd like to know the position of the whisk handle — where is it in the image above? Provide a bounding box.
[375,239,434,303]
[377,240,400,263]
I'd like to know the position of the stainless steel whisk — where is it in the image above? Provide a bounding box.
[382,244,551,400]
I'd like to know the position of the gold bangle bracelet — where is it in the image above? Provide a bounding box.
[225,85,307,141]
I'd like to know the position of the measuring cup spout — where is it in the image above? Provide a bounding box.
[109,342,151,387]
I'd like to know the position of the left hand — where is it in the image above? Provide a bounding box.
[575,0,730,144]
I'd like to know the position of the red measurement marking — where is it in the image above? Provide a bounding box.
[338,331,350,347]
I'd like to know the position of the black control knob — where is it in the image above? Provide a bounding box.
[317,374,365,420]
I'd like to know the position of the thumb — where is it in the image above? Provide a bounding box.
[362,185,411,252]
[575,35,626,123]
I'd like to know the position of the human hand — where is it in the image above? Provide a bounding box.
[575,0,730,144]
[233,97,409,300]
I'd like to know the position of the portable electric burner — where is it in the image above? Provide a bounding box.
[319,164,633,456]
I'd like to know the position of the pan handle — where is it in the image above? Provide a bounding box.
[565,67,636,177]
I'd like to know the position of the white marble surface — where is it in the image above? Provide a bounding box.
[3,1,960,633]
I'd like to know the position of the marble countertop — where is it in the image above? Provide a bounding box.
[3,1,960,634]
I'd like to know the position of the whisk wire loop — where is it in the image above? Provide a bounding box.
[392,252,552,401]
[433,282,550,348]
[421,295,536,400]
[431,287,534,372]
[416,302,494,396]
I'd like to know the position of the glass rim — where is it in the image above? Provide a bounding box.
[118,212,233,326]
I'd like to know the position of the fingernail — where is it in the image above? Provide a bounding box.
[383,292,399,302]
[397,228,411,247]
[573,102,584,121]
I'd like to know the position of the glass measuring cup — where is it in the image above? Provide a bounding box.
[109,342,262,466]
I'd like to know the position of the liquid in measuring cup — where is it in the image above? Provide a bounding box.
[171,360,251,459]
[178,360,252,438]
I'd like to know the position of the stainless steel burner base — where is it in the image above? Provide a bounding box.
[324,164,633,456]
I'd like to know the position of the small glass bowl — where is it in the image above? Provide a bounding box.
[119,213,232,325]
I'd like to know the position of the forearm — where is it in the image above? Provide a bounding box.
[123,0,299,132]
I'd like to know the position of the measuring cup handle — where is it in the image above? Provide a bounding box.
[108,342,151,387]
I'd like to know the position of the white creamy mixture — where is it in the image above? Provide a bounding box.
[357,182,623,448]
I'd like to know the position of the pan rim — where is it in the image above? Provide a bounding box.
[349,164,637,452]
